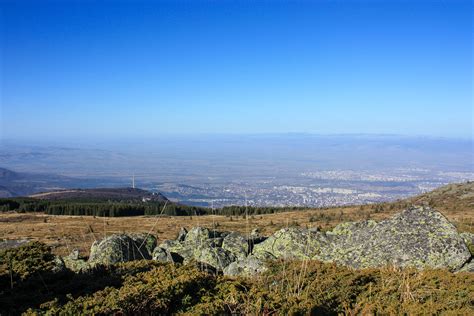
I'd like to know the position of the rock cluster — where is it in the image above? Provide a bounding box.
[62,206,473,275]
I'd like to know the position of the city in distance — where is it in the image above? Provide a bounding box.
[1,134,472,207]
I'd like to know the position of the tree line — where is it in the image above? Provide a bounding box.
[0,197,311,217]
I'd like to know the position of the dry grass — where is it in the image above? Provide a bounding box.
[1,182,473,256]
[1,198,472,257]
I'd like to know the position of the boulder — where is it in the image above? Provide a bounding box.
[177,227,188,242]
[184,227,211,244]
[51,256,67,273]
[191,246,235,271]
[62,249,90,272]
[457,260,474,273]
[88,234,156,266]
[222,232,249,259]
[252,227,323,260]
[318,206,471,270]
[152,247,183,263]
[159,239,194,260]
[223,255,267,276]
[251,206,471,271]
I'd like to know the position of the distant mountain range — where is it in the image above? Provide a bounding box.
[0,167,120,198]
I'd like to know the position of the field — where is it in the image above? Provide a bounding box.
[1,182,473,256]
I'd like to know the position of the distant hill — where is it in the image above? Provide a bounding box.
[29,187,169,202]
[0,168,21,181]
[406,181,474,214]
[0,167,127,197]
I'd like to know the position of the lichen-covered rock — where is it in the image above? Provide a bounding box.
[319,206,471,270]
[222,232,248,259]
[88,234,156,266]
[457,260,474,273]
[252,227,323,260]
[184,227,211,244]
[51,256,67,273]
[223,255,267,276]
[152,247,183,263]
[191,246,235,271]
[130,233,157,256]
[250,206,470,271]
[460,232,474,255]
[159,239,194,260]
[62,250,90,272]
[177,227,188,242]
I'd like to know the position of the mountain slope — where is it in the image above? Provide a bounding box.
[29,187,169,202]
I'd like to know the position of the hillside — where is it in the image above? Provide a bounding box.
[1,181,472,257]
[408,181,474,213]
[29,187,169,202]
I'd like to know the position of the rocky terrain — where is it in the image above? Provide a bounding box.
[59,206,473,275]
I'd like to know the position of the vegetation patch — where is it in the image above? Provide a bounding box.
[1,242,472,315]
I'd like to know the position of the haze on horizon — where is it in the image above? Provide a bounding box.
[1,0,472,141]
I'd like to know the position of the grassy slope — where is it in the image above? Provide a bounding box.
[0,182,473,256]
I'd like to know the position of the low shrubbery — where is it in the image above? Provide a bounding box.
[1,242,473,315]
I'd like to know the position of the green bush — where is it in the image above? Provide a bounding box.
[1,242,472,315]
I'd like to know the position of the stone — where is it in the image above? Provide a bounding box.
[223,255,267,277]
[191,246,235,271]
[251,206,471,271]
[457,260,474,273]
[185,227,211,244]
[51,256,67,273]
[252,227,323,260]
[177,227,188,242]
[319,206,471,270]
[63,249,90,272]
[88,234,156,266]
[222,232,248,259]
[152,247,183,263]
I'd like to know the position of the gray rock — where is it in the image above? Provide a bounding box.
[457,260,474,273]
[222,232,248,259]
[251,206,471,271]
[191,246,235,271]
[319,206,470,270]
[88,234,156,266]
[224,255,267,277]
[185,227,211,244]
[152,247,183,263]
[177,227,188,242]
[63,250,90,272]
[460,232,474,244]
[252,227,323,260]
[159,239,194,260]
[52,256,67,273]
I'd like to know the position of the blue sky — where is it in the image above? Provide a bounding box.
[1,0,472,140]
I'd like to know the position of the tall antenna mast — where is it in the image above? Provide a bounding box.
[132,174,135,189]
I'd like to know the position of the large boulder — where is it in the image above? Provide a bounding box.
[89,234,157,266]
[319,206,471,270]
[251,206,471,271]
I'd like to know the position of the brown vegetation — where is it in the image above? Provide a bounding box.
[1,182,473,256]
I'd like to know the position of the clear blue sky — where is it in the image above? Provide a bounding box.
[1,0,472,140]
